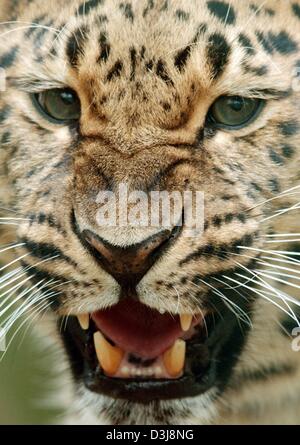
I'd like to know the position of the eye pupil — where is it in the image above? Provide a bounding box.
[34,88,81,123]
[228,97,244,112]
[60,90,76,106]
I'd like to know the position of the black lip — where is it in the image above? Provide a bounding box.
[61,295,254,403]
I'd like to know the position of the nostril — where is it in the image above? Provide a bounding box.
[82,226,182,290]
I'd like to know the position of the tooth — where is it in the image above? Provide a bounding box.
[120,366,130,378]
[77,314,89,330]
[180,314,193,332]
[154,366,163,378]
[163,339,186,377]
[93,332,124,376]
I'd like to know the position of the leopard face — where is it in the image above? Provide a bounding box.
[1,0,300,425]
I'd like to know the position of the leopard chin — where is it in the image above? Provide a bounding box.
[0,0,300,425]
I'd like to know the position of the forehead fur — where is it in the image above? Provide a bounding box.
[1,0,298,150]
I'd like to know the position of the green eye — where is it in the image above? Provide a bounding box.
[34,88,81,123]
[208,96,263,129]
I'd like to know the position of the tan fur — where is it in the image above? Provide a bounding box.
[0,0,300,424]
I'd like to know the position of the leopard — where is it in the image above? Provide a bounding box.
[0,0,300,425]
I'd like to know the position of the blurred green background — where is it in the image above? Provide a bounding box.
[0,312,65,424]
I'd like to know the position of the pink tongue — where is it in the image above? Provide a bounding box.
[92,299,182,359]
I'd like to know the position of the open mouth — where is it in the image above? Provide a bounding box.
[61,295,251,403]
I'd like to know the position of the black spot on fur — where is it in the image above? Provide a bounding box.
[0,46,19,69]
[212,216,222,227]
[106,60,123,81]
[119,3,134,22]
[24,14,47,38]
[29,213,66,235]
[66,26,88,67]
[98,14,108,23]
[251,182,263,193]
[279,121,299,137]
[174,24,207,72]
[179,233,254,265]
[143,0,154,17]
[268,178,281,193]
[249,4,260,14]
[174,45,192,72]
[224,213,234,223]
[207,1,236,25]
[266,8,275,16]
[292,3,300,19]
[36,20,54,45]
[268,31,298,54]
[156,59,173,85]
[175,9,190,21]
[21,114,52,135]
[140,46,146,59]
[286,243,300,263]
[207,33,231,80]
[161,0,169,11]
[194,23,208,40]
[98,32,110,63]
[269,149,284,166]
[243,63,268,76]
[282,144,295,158]
[146,60,154,71]
[22,237,77,267]
[0,132,11,145]
[130,47,137,81]
[237,213,247,224]
[78,0,103,15]
[255,31,274,54]
[0,106,11,124]
[26,18,54,49]
[162,102,171,111]
[238,34,255,56]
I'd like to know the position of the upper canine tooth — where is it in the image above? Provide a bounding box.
[77,314,89,330]
[93,331,124,376]
[163,339,186,377]
[180,314,193,332]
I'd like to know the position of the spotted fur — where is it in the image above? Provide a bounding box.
[0,0,300,425]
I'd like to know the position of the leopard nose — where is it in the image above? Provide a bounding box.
[82,228,180,291]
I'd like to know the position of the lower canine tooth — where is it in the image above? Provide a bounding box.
[93,332,124,376]
[180,314,193,332]
[163,339,186,377]
[77,314,89,330]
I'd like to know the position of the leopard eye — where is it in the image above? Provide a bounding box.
[34,88,81,123]
[207,96,263,129]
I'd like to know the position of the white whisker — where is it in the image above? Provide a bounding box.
[261,201,300,223]
[254,271,300,291]
[224,274,298,323]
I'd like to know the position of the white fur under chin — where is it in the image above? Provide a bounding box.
[64,384,218,425]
